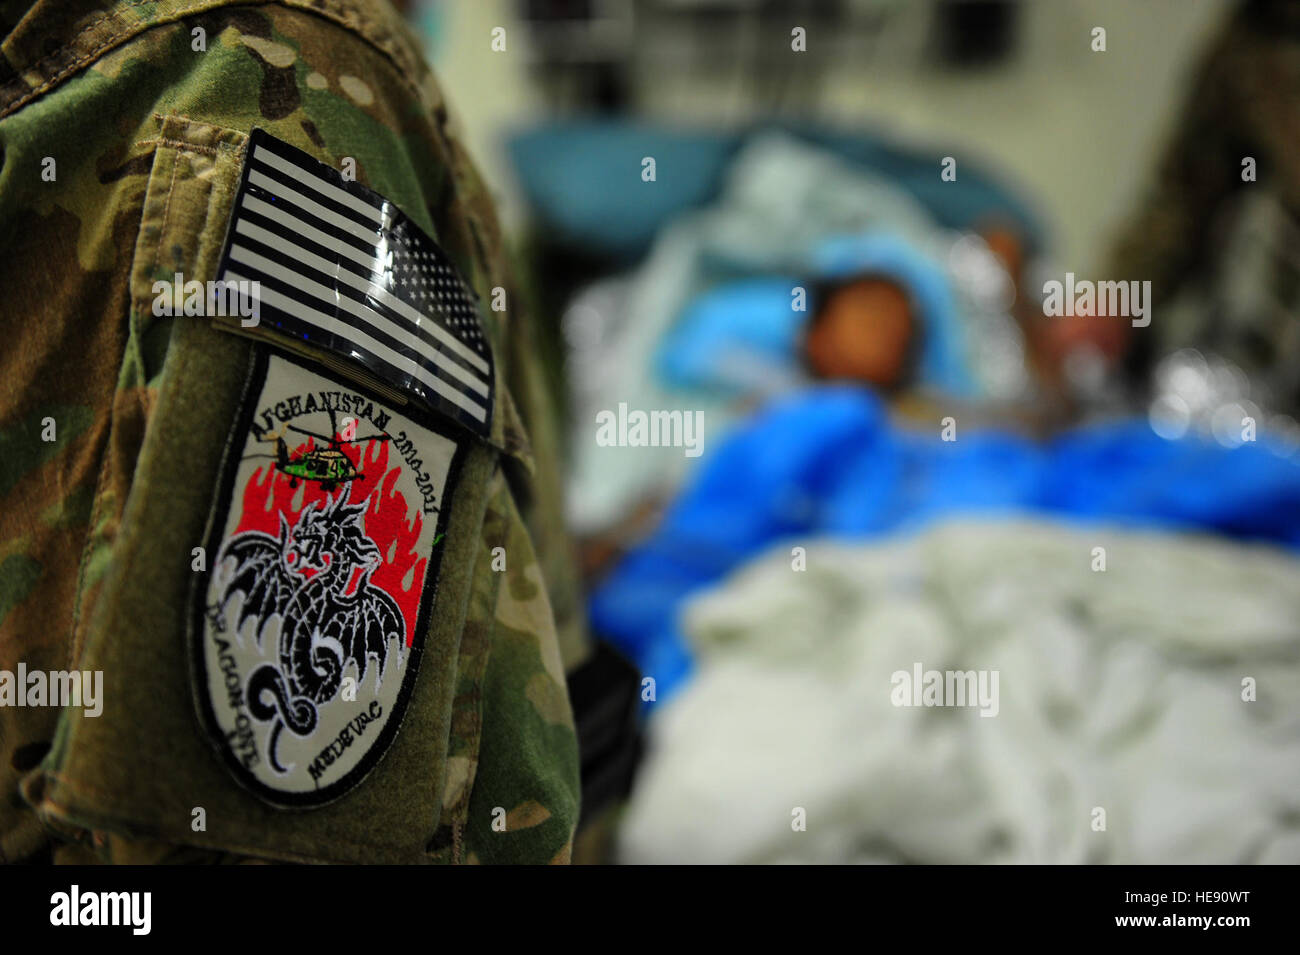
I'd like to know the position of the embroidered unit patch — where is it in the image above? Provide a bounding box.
[190,349,464,807]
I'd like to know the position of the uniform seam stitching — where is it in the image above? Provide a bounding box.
[66,136,161,667]
[146,112,247,154]
[152,111,227,133]
[67,416,112,670]
[0,0,156,118]
[153,155,180,280]
[452,469,506,863]
[135,137,221,158]
[0,1,434,122]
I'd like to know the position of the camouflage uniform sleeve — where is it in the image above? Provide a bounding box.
[1106,4,1295,332]
[434,117,593,675]
[1,0,579,863]
[1106,1,1300,380]
[433,471,579,864]
[1106,16,1243,296]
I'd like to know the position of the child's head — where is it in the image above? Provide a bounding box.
[803,275,916,390]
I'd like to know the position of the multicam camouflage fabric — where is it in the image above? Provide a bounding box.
[1106,0,1300,414]
[0,0,583,863]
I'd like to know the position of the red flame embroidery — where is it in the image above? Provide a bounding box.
[234,434,429,646]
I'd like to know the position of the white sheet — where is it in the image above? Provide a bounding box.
[618,519,1300,864]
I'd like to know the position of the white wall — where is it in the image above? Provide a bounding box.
[426,0,1231,269]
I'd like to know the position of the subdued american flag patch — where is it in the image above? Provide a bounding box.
[215,129,494,438]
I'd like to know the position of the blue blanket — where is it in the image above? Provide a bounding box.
[589,387,1300,701]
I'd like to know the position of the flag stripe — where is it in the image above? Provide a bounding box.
[247,168,380,246]
[242,192,379,271]
[226,242,490,405]
[250,297,485,428]
[237,193,491,376]
[226,268,488,423]
[226,251,449,395]
[232,221,490,396]
[252,143,384,226]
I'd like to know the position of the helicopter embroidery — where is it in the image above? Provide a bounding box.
[258,406,390,492]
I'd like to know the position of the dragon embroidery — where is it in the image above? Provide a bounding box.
[210,490,406,772]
